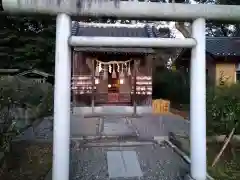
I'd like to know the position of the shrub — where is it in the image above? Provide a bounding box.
[153,68,240,136]
[152,69,190,106]
[207,83,240,135]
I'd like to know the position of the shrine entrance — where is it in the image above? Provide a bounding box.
[105,60,131,105]
[93,58,133,105]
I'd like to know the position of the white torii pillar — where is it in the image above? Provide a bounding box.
[190,18,206,180]
[52,13,71,180]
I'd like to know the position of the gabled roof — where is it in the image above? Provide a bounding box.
[71,22,170,54]
[206,37,240,56]
[0,69,19,73]
[0,69,53,77]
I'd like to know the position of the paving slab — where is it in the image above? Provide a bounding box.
[102,117,136,136]
[44,169,52,180]
[107,151,143,178]
[129,116,166,138]
[71,115,99,137]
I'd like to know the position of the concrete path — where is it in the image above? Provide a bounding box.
[71,114,189,139]
[15,111,189,141]
[16,114,189,141]
[14,112,190,180]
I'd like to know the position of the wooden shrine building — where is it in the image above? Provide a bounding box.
[71,22,170,107]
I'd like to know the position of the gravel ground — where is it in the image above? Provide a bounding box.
[0,142,52,180]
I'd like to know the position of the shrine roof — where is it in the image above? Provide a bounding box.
[206,37,240,56]
[71,22,170,54]
[71,22,170,38]
[176,37,240,65]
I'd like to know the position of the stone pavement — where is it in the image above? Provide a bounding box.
[15,117,53,141]
[161,115,189,136]
[14,112,190,180]
[70,141,189,180]
[101,116,136,136]
[71,114,189,139]
[16,113,189,141]
[71,116,99,136]
[69,114,190,180]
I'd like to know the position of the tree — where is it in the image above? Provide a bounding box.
[174,0,240,37]
[1,0,239,73]
[0,14,56,73]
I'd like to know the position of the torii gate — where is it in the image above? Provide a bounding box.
[2,1,240,180]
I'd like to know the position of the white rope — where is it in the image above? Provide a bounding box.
[95,59,132,65]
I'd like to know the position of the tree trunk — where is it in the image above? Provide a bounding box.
[175,22,191,38]
[211,125,237,167]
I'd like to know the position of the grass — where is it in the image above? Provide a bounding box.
[207,142,240,180]
[173,135,240,180]
[0,141,52,180]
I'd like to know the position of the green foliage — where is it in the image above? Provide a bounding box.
[207,84,240,135]
[152,68,190,107]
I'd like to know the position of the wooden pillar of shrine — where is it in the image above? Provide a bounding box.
[72,51,78,107]
[91,59,95,113]
[133,59,137,115]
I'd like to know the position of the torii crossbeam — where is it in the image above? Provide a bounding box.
[2,0,240,21]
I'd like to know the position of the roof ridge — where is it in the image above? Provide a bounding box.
[72,21,80,36]
[77,22,146,28]
[72,22,170,38]
[207,36,240,39]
